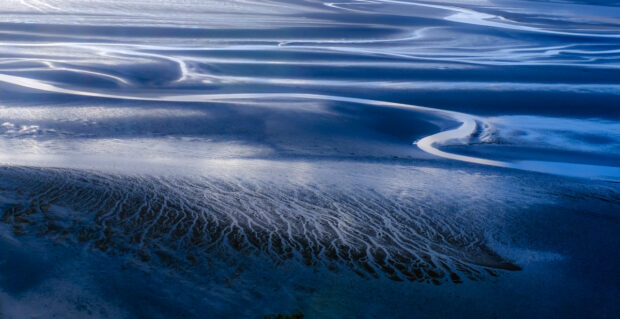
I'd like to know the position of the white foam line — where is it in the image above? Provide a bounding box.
[2,40,618,69]
[41,61,130,85]
[31,0,60,11]
[19,0,44,12]
[191,74,620,95]
[373,0,620,39]
[269,44,620,68]
[325,0,381,13]
[278,28,426,46]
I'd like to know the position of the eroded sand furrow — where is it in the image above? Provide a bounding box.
[0,167,522,284]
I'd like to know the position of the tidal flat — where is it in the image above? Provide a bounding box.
[0,0,618,318]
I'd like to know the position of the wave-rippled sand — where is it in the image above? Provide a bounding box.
[0,0,619,318]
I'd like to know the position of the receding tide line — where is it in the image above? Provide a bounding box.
[2,72,620,181]
[0,72,502,165]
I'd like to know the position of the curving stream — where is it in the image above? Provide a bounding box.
[0,0,618,318]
